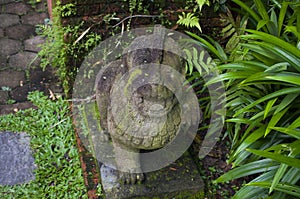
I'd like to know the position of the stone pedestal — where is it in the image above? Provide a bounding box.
[100,152,204,199]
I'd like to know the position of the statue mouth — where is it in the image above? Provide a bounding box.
[132,85,176,117]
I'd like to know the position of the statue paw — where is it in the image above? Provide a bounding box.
[119,171,145,184]
[99,130,110,142]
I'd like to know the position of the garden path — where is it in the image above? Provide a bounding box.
[0,0,61,186]
[0,0,62,115]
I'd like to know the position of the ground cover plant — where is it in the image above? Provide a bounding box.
[0,91,92,199]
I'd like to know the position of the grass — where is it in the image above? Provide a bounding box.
[0,91,89,199]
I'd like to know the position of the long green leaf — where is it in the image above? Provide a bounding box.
[290,116,300,129]
[274,93,299,115]
[230,125,266,162]
[247,149,300,169]
[264,98,277,119]
[278,2,289,36]
[270,163,289,194]
[233,87,300,117]
[242,30,300,57]
[215,159,278,183]
[246,182,300,198]
[265,106,290,136]
[184,32,224,61]
[232,0,261,23]
[265,74,300,86]
[270,127,300,139]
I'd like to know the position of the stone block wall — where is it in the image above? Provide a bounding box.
[0,0,61,110]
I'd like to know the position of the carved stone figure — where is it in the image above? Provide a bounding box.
[95,26,184,184]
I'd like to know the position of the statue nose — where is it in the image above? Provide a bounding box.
[137,84,152,97]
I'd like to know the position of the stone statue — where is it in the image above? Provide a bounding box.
[95,26,184,184]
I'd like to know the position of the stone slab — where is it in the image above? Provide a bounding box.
[6,24,35,40]
[0,0,15,5]
[0,53,7,68]
[0,38,22,56]
[0,90,9,104]
[0,14,19,28]
[0,70,25,89]
[21,12,48,25]
[100,152,204,199]
[24,36,45,52]
[0,131,36,185]
[0,101,34,115]
[0,28,3,37]
[3,2,31,15]
[9,51,40,69]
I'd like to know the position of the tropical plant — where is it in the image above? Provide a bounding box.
[209,1,300,198]
[182,0,300,198]
[177,0,228,33]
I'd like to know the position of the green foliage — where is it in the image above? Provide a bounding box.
[0,91,89,198]
[37,1,102,96]
[182,0,300,198]
[177,0,227,32]
[177,12,202,32]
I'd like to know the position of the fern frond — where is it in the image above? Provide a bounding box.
[177,12,202,32]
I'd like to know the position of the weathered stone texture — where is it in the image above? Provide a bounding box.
[0,53,7,68]
[0,131,36,185]
[0,90,9,104]
[11,84,31,102]
[24,36,45,52]
[3,2,31,15]
[0,70,25,88]
[0,14,19,28]
[0,0,15,5]
[6,24,35,40]
[0,38,22,56]
[0,28,4,37]
[21,12,48,25]
[9,51,40,69]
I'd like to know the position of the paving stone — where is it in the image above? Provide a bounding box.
[0,90,9,104]
[9,51,40,70]
[0,131,36,185]
[0,101,34,115]
[6,24,35,40]
[0,0,15,5]
[0,14,19,28]
[10,84,31,102]
[0,70,25,89]
[100,152,204,199]
[0,38,22,56]
[0,53,7,69]
[0,28,3,37]
[24,35,45,52]
[21,12,48,25]
[3,2,31,15]
[35,1,47,12]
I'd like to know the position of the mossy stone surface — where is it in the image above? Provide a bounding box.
[100,152,204,199]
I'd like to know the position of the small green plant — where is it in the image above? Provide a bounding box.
[0,91,89,198]
[37,1,102,96]
[177,0,228,33]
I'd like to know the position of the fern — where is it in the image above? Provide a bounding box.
[219,9,248,60]
[196,0,210,11]
[177,12,202,32]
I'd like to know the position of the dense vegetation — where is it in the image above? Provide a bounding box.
[0,0,299,198]
[186,0,300,198]
[0,92,90,198]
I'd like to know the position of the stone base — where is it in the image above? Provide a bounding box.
[100,152,204,199]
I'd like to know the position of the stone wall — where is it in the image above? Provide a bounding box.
[0,0,61,113]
